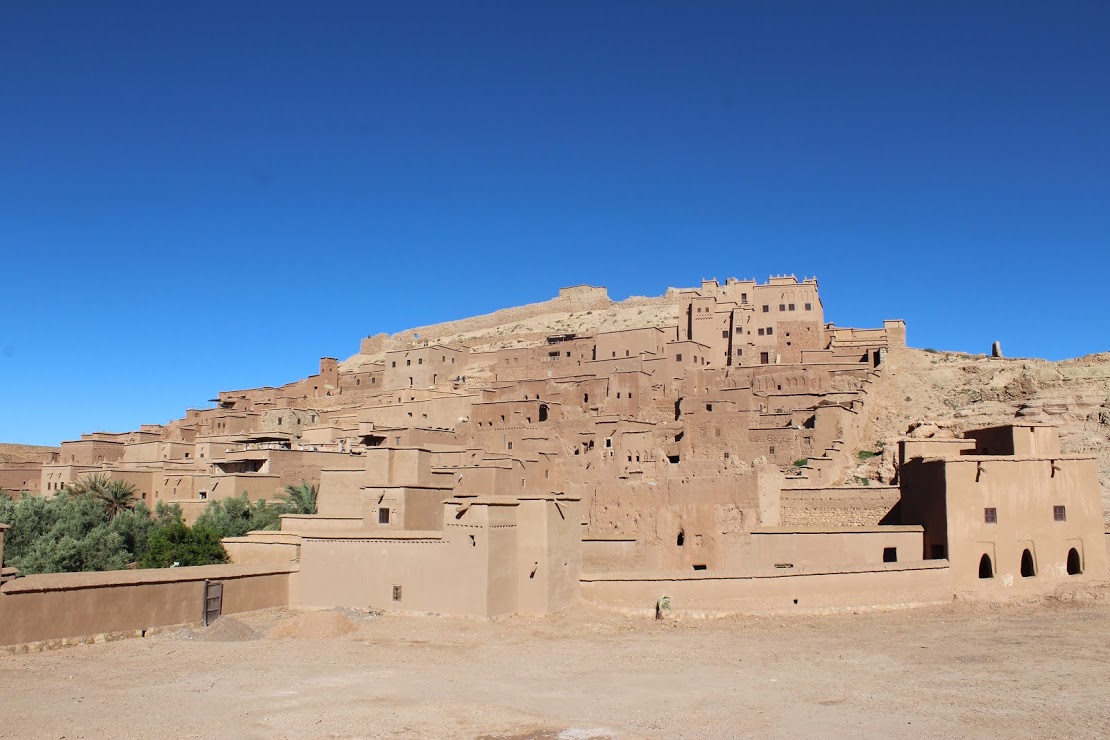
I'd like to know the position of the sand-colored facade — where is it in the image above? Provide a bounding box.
[1,276,1107,643]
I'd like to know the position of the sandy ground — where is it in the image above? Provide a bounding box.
[2,597,1110,739]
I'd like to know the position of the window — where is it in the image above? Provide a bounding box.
[1053,505,1066,521]
[406,359,411,366]
[804,303,812,311]
[676,530,685,546]
[984,507,997,524]
[766,327,773,335]
[676,353,683,362]
[379,507,390,524]
[735,327,742,334]
[417,358,422,364]
[722,330,729,338]
[706,403,713,412]
[507,441,513,450]
[391,361,396,368]
[604,438,612,448]
[979,553,993,578]
[741,293,748,303]
[883,547,897,563]
[760,352,769,364]
[779,304,786,311]
[788,303,795,311]
[758,328,765,336]
[762,305,769,313]
[392,585,402,601]
[277,417,282,425]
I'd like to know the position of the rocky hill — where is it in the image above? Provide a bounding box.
[852,347,1110,519]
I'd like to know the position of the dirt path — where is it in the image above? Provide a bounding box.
[2,599,1109,739]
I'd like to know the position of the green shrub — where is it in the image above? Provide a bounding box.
[857,450,878,460]
[792,458,808,467]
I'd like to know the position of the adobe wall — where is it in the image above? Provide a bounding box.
[580,561,952,614]
[0,564,294,648]
[387,286,614,348]
[748,527,924,568]
[780,486,901,527]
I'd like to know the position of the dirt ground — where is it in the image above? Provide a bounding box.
[2,597,1110,740]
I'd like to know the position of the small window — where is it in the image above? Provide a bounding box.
[741,293,747,303]
[766,327,773,335]
[1053,505,1066,522]
[804,303,812,311]
[676,530,685,547]
[758,328,765,336]
[984,507,997,524]
[692,564,707,571]
[392,585,402,601]
[788,303,795,311]
[705,403,713,412]
[391,361,396,368]
[406,359,411,366]
[735,327,742,334]
[762,305,769,313]
[277,417,282,425]
[418,358,423,364]
[676,353,683,362]
[779,304,786,311]
[604,438,612,448]
[883,547,897,563]
[379,507,390,524]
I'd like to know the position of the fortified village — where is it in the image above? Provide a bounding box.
[0,275,1107,644]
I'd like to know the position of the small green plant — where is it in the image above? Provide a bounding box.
[923,348,940,354]
[857,450,878,460]
[655,595,672,620]
[792,458,808,467]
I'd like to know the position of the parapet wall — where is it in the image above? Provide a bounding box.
[0,563,294,648]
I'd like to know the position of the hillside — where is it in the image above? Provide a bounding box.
[852,347,1110,518]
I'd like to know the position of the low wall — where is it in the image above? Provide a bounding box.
[780,486,900,527]
[580,561,952,614]
[0,563,294,647]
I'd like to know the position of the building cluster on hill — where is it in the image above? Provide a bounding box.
[1,275,1106,620]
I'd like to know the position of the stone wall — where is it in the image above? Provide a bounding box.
[780,486,900,527]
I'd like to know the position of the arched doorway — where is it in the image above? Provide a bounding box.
[978,553,993,579]
[1020,549,1036,577]
[1067,548,1082,575]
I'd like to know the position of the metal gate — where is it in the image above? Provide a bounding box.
[203,580,223,627]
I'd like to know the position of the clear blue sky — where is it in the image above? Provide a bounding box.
[2,1,1108,446]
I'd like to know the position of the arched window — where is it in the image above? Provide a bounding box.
[1020,549,1036,577]
[1067,548,1082,575]
[978,553,994,579]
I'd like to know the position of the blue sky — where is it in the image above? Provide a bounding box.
[2,1,1108,446]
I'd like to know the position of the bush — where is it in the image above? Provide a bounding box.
[0,493,215,575]
[194,492,284,539]
[792,458,808,467]
[139,523,229,568]
[857,450,878,460]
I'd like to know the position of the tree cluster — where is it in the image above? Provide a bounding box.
[0,478,317,575]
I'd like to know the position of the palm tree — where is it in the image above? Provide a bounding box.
[276,481,318,515]
[94,479,138,519]
[64,473,112,498]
